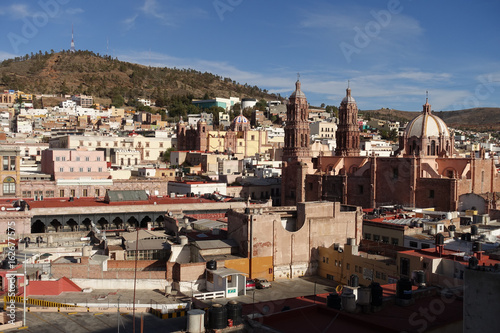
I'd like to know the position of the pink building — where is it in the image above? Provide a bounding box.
[41,149,109,181]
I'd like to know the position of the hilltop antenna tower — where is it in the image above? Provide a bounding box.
[70,24,76,53]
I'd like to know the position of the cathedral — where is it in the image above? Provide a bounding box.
[281,81,500,212]
[176,113,270,158]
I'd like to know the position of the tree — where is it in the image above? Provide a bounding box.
[162,147,175,162]
[111,93,124,108]
[255,99,267,111]
[325,105,339,118]
[60,81,70,96]
[321,103,325,108]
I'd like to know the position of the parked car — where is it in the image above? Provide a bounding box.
[255,278,271,289]
[246,279,256,290]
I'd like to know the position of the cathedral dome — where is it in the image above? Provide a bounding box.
[404,105,450,138]
[230,114,250,131]
[399,98,454,157]
[290,80,306,99]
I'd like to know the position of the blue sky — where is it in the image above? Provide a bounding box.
[0,0,499,111]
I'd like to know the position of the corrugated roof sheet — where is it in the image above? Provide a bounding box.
[105,190,149,202]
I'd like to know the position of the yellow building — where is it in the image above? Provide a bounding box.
[318,240,398,286]
[207,129,270,158]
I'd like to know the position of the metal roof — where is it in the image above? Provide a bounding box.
[194,239,237,250]
[105,190,149,202]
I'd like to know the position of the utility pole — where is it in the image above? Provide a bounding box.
[23,253,27,327]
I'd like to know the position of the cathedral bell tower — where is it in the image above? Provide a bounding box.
[281,79,311,206]
[335,86,360,156]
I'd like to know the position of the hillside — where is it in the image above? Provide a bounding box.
[0,50,280,104]
[362,107,500,131]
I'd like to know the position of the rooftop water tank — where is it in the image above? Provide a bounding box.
[370,282,383,307]
[341,293,356,312]
[206,260,217,271]
[471,225,479,236]
[357,287,372,306]
[187,309,205,333]
[226,301,243,326]
[396,278,412,300]
[349,274,359,288]
[326,293,342,310]
[209,304,227,330]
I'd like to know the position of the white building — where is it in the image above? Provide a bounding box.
[241,98,257,110]
[19,108,48,117]
[61,100,77,108]
[137,98,152,107]
[168,181,227,196]
[16,119,33,134]
[310,120,337,140]
[360,140,394,157]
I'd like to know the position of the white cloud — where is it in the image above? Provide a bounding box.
[117,50,499,111]
[140,0,168,22]
[0,4,31,18]
[0,51,18,61]
[123,14,138,28]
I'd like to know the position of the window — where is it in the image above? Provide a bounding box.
[83,189,88,197]
[98,167,103,172]
[365,233,371,240]
[146,151,149,157]
[3,177,16,195]
[346,263,350,270]
[373,235,380,242]
[391,238,399,246]
[61,156,66,161]
[429,190,434,198]
[45,190,54,198]
[70,167,74,172]
[87,168,92,172]
[421,243,430,249]
[79,168,83,172]
[70,189,76,197]
[59,167,64,172]
[160,142,163,148]
[382,236,389,244]
[359,185,364,194]
[400,257,410,276]
[322,257,325,263]
[95,189,100,197]
[114,142,118,147]
[97,157,101,161]
[22,191,32,198]
[409,241,418,248]
[76,157,80,161]
[146,142,150,148]
[85,156,90,161]
[59,189,65,197]
[251,135,255,140]
[2,156,8,171]
[56,156,60,161]
[393,168,398,180]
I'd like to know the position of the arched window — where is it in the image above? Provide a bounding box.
[3,177,15,195]
[431,141,436,155]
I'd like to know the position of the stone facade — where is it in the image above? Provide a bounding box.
[305,98,500,211]
[335,87,360,156]
[227,201,362,280]
[281,80,313,206]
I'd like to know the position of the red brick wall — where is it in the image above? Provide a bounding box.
[51,259,167,280]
